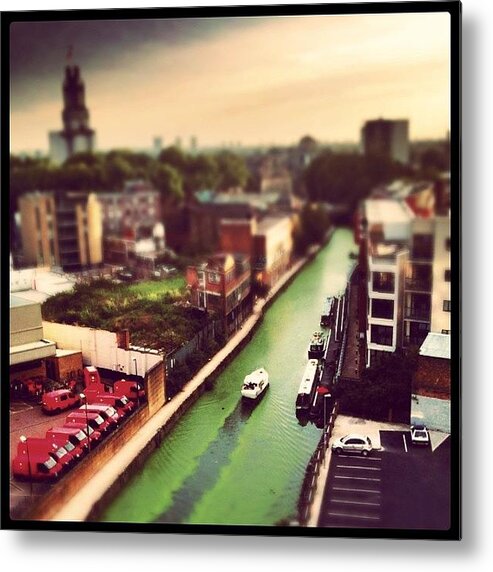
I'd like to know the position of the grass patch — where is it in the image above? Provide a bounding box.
[128,277,186,299]
[42,277,206,353]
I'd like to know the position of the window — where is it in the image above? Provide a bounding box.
[372,271,395,293]
[370,324,393,346]
[35,207,42,230]
[444,269,451,282]
[443,300,451,312]
[371,299,394,319]
[207,272,221,284]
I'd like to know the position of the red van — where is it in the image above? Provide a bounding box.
[82,404,120,430]
[12,439,63,481]
[42,389,80,414]
[46,426,90,456]
[114,380,145,402]
[65,410,110,436]
[92,393,135,417]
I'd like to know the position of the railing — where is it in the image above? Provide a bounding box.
[404,278,432,292]
[404,307,431,321]
[410,250,433,262]
[369,336,393,347]
[297,402,339,526]
[371,281,395,294]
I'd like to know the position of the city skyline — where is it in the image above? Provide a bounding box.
[10,11,450,153]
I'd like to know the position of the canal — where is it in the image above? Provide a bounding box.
[101,228,357,526]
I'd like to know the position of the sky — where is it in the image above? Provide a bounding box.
[9,9,451,153]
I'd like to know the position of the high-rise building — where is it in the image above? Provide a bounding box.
[49,65,96,164]
[19,190,102,271]
[361,118,409,164]
[18,192,59,268]
[153,137,163,158]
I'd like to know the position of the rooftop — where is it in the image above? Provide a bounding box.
[256,215,291,234]
[365,199,411,227]
[419,332,451,360]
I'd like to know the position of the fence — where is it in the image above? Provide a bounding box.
[165,318,222,375]
[297,401,339,526]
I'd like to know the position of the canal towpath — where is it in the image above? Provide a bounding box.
[52,241,328,521]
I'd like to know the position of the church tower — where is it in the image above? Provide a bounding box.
[49,64,96,164]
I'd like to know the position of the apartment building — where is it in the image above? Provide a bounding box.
[19,190,103,271]
[98,181,164,266]
[18,192,59,268]
[362,184,451,367]
[364,199,411,366]
[431,216,451,334]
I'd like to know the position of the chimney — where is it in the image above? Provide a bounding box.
[117,329,130,350]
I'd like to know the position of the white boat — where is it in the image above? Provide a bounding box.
[241,368,269,400]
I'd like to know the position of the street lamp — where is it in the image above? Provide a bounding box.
[79,393,90,452]
[19,435,32,496]
[323,393,331,455]
[133,359,141,408]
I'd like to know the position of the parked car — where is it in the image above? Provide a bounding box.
[410,424,430,446]
[331,434,373,456]
[42,389,80,414]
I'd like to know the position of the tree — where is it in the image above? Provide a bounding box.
[184,154,219,194]
[303,152,412,210]
[104,152,136,189]
[292,203,331,255]
[215,150,249,190]
[150,163,184,210]
[158,146,188,171]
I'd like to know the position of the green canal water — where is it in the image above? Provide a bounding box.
[101,229,357,526]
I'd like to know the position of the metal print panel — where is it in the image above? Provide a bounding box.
[1,1,461,539]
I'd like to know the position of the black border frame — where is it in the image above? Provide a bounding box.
[0,1,462,539]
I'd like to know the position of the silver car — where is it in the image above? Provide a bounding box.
[331,434,373,456]
[410,424,430,446]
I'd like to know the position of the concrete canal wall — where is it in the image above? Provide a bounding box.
[45,231,335,522]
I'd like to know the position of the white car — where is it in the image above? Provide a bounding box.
[331,434,373,456]
[410,424,430,446]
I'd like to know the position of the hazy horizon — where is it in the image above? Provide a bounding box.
[10,11,451,154]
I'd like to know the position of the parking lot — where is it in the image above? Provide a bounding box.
[9,398,71,515]
[319,421,451,530]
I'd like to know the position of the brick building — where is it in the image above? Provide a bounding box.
[186,253,251,336]
[219,215,294,288]
[9,295,56,387]
[411,332,450,432]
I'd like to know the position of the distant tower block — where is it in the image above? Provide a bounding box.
[190,136,198,154]
[174,136,182,149]
[49,63,96,164]
[153,137,163,158]
[361,118,409,165]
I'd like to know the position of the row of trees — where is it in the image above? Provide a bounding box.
[10,147,250,212]
[303,151,414,211]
